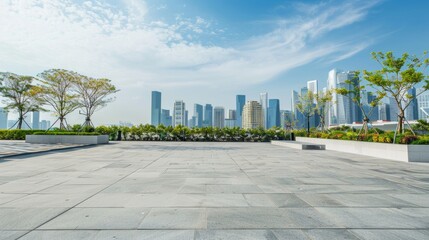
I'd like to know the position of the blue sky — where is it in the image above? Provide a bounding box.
[0,0,428,125]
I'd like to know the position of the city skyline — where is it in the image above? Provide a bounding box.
[1,1,429,125]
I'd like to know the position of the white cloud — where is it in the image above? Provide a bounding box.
[0,0,380,123]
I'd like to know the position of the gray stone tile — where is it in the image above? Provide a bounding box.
[0,194,26,205]
[94,230,195,240]
[195,230,278,240]
[139,208,206,229]
[389,194,429,207]
[0,208,66,230]
[39,208,149,230]
[315,207,428,228]
[0,231,28,240]
[18,230,99,240]
[1,194,87,208]
[271,230,309,239]
[304,229,360,240]
[351,230,429,240]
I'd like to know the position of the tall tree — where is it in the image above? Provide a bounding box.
[364,51,429,134]
[296,91,317,136]
[335,73,383,135]
[37,69,80,130]
[0,73,44,129]
[315,90,332,132]
[74,76,118,128]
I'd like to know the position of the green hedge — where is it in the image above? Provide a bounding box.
[33,132,100,136]
[0,130,40,140]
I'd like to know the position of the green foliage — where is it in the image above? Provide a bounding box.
[32,132,100,136]
[0,130,40,140]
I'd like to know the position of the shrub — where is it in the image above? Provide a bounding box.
[33,132,100,135]
[0,130,40,140]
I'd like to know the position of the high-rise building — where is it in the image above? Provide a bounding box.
[327,69,360,126]
[417,88,429,120]
[307,80,318,94]
[213,107,225,128]
[173,100,186,126]
[300,87,308,97]
[378,103,390,121]
[32,111,40,129]
[242,101,264,129]
[228,110,236,120]
[189,116,197,128]
[161,109,172,126]
[405,87,418,121]
[184,110,188,127]
[259,92,268,129]
[236,95,246,128]
[151,91,162,126]
[0,108,8,129]
[40,120,51,130]
[280,110,293,128]
[389,97,399,122]
[21,114,31,130]
[204,104,213,127]
[267,99,280,128]
[224,119,236,128]
[361,90,378,122]
[194,104,203,128]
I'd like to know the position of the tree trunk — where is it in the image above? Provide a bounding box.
[59,116,66,130]
[397,111,405,134]
[363,117,369,135]
[307,115,310,137]
[17,111,23,129]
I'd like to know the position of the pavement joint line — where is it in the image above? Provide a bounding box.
[0,144,96,160]
[16,142,182,240]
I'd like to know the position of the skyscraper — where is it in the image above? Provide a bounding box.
[378,103,390,121]
[307,80,318,94]
[236,95,246,128]
[327,69,360,126]
[151,91,161,126]
[405,87,418,121]
[259,92,268,129]
[213,107,225,128]
[228,110,236,120]
[173,100,185,126]
[40,120,50,130]
[280,110,293,128]
[185,110,188,127]
[32,111,40,129]
[267,99,280,128]
[204,104,213,127]
[389,97,399,122]
[242,101,264,129]
[417,88,429,120]
[194,104,203,128]
[0,108,8,129]
[161,109,172,126]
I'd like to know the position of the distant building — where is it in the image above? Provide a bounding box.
[22,114,31,130]
[242,101,264,129]
[417,88,429,120]
[327,69,360,126]
[161,109,172,126]
[185,110,188,127]
[361,90,378,122]
[267,99,280,128]
[280,110,293,129]
[173,100,186,126]
[224,119,236,128]
[0,108,8,129]
[228,110,236,120]
[300,87,308,97]
[405,87,418,121]
[151,91,162,126]
[213,107,225,128]
[378,103,390,121]
[259,92,268,129]
[189,116,197,128]
[389,97,399,122]
[32,111,40,129]
[236,95,246,128]
[203,104,213,127]
[307,80,318,94]
[7,120,16,129]
[194,104,203,128]
[40,120,51,130]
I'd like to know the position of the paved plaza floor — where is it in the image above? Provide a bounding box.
[0,141,428,239]
[0,141,87,158]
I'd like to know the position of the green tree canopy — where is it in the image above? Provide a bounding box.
[36,69,81,130]
[364,51,429,134]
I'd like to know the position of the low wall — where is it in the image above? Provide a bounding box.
[295,137,429,163]
[25,135,109,145]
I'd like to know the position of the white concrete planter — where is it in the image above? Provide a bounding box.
[295,137,429,163]
[26,135,109,145]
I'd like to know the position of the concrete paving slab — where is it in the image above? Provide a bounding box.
[0,142,428,237]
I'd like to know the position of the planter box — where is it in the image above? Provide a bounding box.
[25,135,109,145]
[295,137,429,163]
[271,140,325,150]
